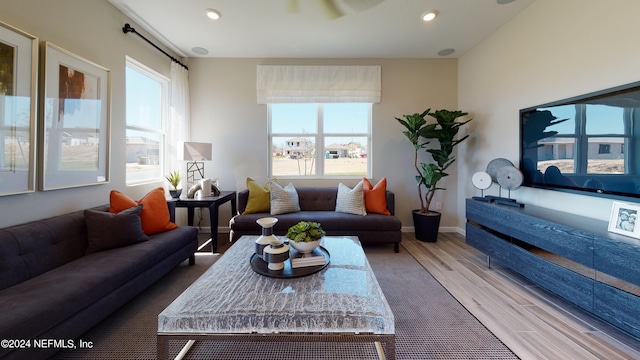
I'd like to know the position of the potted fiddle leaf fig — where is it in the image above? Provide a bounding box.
[165,170,183,198]
[396,109,472,242]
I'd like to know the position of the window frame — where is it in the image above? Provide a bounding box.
[125,57,169,186]
[268,103,372,179]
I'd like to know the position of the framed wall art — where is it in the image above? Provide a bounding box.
[608,201,640,239]
[39,42,110,190]
[0,21,38,196]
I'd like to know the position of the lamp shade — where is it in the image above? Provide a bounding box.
[179,142,212,161]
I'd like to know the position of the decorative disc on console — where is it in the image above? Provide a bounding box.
[486,158,515,183]
[472,171,492,190]
[496,166,523,190]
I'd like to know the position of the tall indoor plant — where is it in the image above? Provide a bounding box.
[396,109,472,241]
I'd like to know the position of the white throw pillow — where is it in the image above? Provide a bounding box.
[270,182,301,215]
[335,181,367,216]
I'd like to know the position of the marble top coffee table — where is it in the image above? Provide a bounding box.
[157,235,395,359]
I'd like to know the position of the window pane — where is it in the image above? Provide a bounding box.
[324,136,367,176]
[587,137,624,174]
[324,103,369,133]
[271,103,317,134]
[537,137,575,174]
[272,136,316,176]
[125,67,162,129]
[541,105,576,135]
[585,105,624,135]
[126,129,162,181]
[125,60,165,184]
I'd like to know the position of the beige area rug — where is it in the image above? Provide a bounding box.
[51,244,518,359]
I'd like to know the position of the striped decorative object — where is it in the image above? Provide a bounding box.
[270,182,301,215]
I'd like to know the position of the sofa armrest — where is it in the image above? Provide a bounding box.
[237,189,250,214]
[386,190,395,216]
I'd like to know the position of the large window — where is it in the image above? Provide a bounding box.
[125,58,168,184]
[269,103,371,177]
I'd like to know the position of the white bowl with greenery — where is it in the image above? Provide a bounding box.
[286,221,325,254]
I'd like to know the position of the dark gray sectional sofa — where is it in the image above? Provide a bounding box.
[0,204,198,360]
[229,187,402,252]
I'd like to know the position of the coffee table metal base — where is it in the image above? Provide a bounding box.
[157,332,395,360]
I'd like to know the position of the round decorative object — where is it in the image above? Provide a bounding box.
[262,241,290,271]
[471,171,492,190]
[486,158,515,183]
[289,239,321,254]
[255,217,279,258]
[496,165,523,190]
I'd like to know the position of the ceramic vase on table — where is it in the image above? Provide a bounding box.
[263,241,290,271]
[255,217,279,259]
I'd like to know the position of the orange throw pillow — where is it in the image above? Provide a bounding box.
[362,178,391,215]
[109,188,178,235]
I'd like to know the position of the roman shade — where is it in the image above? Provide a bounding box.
[257,65,381,103]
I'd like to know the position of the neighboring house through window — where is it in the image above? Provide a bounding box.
[125,57,168,184]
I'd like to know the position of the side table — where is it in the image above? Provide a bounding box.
[167,191,237,253]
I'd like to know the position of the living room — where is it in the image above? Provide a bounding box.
[2,0,640,358]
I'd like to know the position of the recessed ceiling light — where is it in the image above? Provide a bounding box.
[205,8,221,20]
[421,10,438,22]
[192,47,209,55]
[497,0,516,4]
[438,48,455,56]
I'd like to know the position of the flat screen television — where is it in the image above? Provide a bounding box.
[520,81,640,201]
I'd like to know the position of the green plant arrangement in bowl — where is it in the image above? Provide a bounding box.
[165,170,182,198]
[286,221,326,254]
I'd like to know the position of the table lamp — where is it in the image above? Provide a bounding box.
[179,141,212,189]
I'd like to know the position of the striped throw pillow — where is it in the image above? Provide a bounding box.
[335,181,367,216]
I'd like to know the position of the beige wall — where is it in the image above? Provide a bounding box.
[458,0,640,227]
[189,58,458,229]
[0,0,183,228]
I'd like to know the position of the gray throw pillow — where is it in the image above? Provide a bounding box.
[335,181,367,216]
[85,205,149,254]
[270,182,301,215]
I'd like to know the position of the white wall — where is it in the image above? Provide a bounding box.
[457,0,640,228]
[189,58,458,229]
[0,0,183,228]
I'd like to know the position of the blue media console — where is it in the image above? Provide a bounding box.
[465,198,640,339]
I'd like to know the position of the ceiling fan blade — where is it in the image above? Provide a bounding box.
[318,0,344,19]
[340,0,385,13]
[287,0,299,13]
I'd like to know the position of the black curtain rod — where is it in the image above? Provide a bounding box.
[122,23,188,70]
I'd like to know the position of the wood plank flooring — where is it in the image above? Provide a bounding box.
[403,231,640,360]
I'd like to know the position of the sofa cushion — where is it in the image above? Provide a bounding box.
[270,182,300,215]
[109,188,178,235]
[363,178,391,215]
[85,205,149,254]
[335,181,367,216]
[243,178,272,214]
[0,209,88,291]
[0,225,197,342]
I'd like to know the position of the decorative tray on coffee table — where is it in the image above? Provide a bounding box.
[250,246,330,279]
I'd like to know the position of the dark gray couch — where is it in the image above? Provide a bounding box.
[0,205,198,360]
[229,187,402,252]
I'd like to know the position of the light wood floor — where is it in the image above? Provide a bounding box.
[402,231,640,360]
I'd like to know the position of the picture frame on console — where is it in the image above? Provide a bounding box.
[39,42,110,190]
[0,21,38,196]
[608,201,640,239]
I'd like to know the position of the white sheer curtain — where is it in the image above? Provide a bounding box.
[256,65,381,103]
[167,62,190,174]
